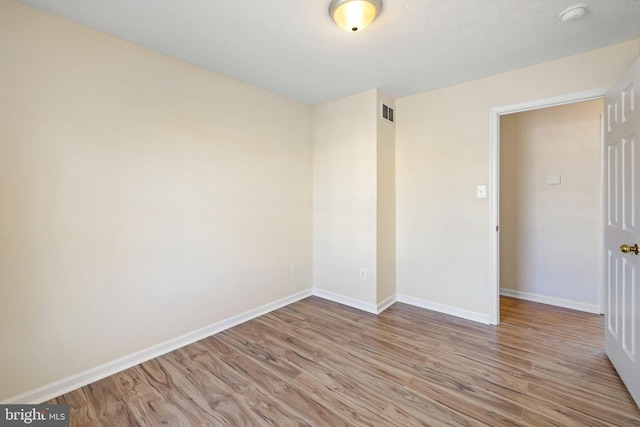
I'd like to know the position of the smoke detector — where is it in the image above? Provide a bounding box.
[559,3,589,22]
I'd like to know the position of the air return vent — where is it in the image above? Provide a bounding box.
[381,104,394,123]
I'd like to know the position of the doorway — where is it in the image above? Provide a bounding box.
[489,88,607,325]
[500,99,603,313]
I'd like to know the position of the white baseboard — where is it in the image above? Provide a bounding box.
[5,287,497,404]
[377,294,397,313]
[396,294,491,325]
[311,289,397,314]
[2,289,313,405]
[500,288,601,314]
[312,288,378,314]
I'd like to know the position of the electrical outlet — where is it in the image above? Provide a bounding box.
[291,264,297,275]
[359,268,367,280]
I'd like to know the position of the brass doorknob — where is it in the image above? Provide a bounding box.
[620,244,639,255]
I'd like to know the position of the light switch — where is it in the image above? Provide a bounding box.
[476,185,487,198]
[546,174,561,185]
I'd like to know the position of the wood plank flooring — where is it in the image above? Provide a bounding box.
[47,296,640,426]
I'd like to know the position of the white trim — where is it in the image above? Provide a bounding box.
[2,289,313,405]
[500,289,602,314]
[396,294,491,325]
[489,87,608,325]
[377,294,397,313]
[312,288,378,314]
[490,88,609,116]
[599,112,606,315]
[311,289,396,314]
[489,106,500,325]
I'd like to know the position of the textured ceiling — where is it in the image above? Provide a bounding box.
[15,0,640,105]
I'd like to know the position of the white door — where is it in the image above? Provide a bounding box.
[604,58,640,407]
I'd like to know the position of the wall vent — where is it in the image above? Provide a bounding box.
[381,104,395,123]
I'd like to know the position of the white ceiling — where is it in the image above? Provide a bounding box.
[16,0,640,105]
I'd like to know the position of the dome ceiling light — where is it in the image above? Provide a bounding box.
[329,0,382,33]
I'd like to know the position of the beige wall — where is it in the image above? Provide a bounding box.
[376,90,396,304]
[0,0,312,401]
[313,90,378,304]
[396,39,640,317]
[312,89,396,308]
[500,100,603,308]
[3,0,640,403]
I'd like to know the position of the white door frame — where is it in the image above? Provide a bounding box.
[488,87,609,325]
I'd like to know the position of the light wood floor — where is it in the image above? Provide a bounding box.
[47,296,640,426]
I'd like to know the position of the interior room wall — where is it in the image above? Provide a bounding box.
[312,90,378,307]
[312,89,397,310]
[376,90,396,305]
[500,100,604,312]
[2,0,639,404]
[313,89,396,312]
[396,38,640,321]
[0,0,313,401]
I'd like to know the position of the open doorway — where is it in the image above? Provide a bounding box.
[489,89,607,325]
[499,99,604,314]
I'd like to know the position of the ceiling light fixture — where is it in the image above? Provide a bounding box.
[559,3,589,22]
[329,0,382,33]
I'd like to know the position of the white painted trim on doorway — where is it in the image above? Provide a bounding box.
[599,112,606,315]
[500,288,602,314]
[489,87,609,326]
[1,288,314,405]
